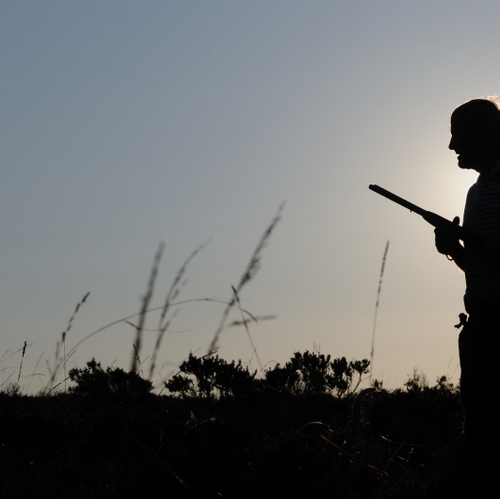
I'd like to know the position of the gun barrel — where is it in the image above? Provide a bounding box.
[369,183,477,244]
[369,184,426,216]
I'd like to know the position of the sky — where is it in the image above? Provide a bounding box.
[1,1,497,392]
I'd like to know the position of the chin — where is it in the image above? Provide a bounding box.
[457,156,474,170]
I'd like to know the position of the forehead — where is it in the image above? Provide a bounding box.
[450,119,474,138]
[450,112,483,136]
[451,101,500,132]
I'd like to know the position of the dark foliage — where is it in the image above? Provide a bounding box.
[165,353,257,398]
[0,354,478,498]
[165,351,370,398]
[68,358,153,396]
[264,351,370,396]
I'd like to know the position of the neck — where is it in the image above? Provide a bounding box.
[476,157,500,182]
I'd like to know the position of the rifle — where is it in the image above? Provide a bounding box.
[369,184,477,244]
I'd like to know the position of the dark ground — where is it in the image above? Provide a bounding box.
[0,385,482,499]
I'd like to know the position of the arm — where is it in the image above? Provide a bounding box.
[436,225,500,270]
[434,217,465,271]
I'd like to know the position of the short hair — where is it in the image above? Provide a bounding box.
[452,97,500,132]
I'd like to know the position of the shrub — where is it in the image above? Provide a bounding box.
[165,351,370,398]
[164,353,257,398]
[264,351,370,397]
[68,359,153,396]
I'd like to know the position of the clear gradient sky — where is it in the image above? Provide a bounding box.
[2,1,496,392]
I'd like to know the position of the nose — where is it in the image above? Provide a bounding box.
[449,136,457,151]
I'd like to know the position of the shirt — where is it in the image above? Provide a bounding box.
[463,159,500,303]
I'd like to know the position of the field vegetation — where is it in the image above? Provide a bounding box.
[0,353,470,498]
[0,209,476,497]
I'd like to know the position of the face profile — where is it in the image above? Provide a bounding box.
[449,121,486,170]
[449,98,500,174]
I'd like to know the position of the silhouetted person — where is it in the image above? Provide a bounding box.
[435,97,500,488]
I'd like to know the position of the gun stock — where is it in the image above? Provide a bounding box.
[369,184,476,244]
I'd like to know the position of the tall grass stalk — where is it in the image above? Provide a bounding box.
[46,291,90,389]
[57,297,257,386]
[207,202,284,357]
[16,341,27,386]
[148,241,208,380]
[130,243,164,373]
[0,342,33,390]
[26,352,45,393]
[42,208,278,389]
[370,241,389,383]
[231,285,263,370]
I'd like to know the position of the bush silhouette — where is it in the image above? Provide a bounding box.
[165,351,369,398]
[264,351,369,396]
[165,353,257,397]
[68,358,153,396]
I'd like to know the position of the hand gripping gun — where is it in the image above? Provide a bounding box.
[369,184,477,244]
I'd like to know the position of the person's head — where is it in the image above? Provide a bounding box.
[449,97,500,173]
